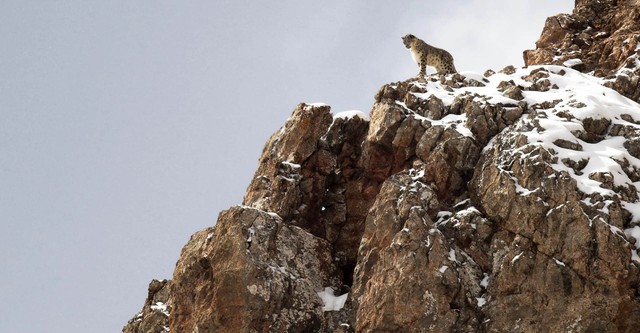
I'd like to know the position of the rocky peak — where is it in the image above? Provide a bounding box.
[124,3,640,333]
[524,0,640,102]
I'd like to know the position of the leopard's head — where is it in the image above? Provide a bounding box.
[402,34,416,49]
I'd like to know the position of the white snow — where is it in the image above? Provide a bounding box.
[623,201,640,223]
[439,265,449,273]
[281,161,300,169]
[267,212,281,219]
[448,249,458,262]
[480,273,490,288]
[436,211,452,225]
[456,206,481,217]
[246,226,255,243]
[476,297,487,307]
[624,226,640,248]
[632,250,640,263]
[512,252,524,263]
[333,110,370,121]
[625,206,640,261]
[506,66,640,223]
[553,257,566,267]
[430,114,474,137]
[395,64,640,264]
[150,302,170,316]
[317,287,348,312]
[307,102,329,107]
[563,58,583,67]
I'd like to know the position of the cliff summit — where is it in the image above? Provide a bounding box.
[124,1,640,332]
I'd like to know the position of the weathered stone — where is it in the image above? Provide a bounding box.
[469,109,640,332]
[524,0,640,102]
[122,279,171,333]
[124,2,640,332]
[352,171,483,333]
[168,207,346,332]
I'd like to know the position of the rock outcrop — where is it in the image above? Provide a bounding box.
[123,279,171,333]
[524,0,640,102]
[124,2,640,332]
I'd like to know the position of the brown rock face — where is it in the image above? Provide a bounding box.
[168,207,346,332]
[524,0,640,102]
[124,3,640,333]
[352,170,484,332]
[242,103,370,277]
[123,279,170,333]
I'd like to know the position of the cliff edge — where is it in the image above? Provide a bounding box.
[124,1,640,332]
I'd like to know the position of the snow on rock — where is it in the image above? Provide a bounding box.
[563,58,583,68]
[511,252,524,263]
[448,248,458,262]
[307,102,329,107]
[514,67,640,199]
[333,110,370,121]
[480,273,490,288]
[150,302,170,317]
[399,65,640,263]
[317,287,348,312]
[553,257,566,267]
[126,50,640,332]
[356,66,640,332]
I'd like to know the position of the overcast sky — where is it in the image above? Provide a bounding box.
[1,1,573,332]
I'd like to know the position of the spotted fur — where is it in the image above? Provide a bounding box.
[402,34,457,75]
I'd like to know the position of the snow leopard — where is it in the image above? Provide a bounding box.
[402,34,457,76]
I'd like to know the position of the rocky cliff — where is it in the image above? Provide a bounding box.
[524,0,640,102]
[123,1,640,332]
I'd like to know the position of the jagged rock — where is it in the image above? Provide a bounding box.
[470,125,640,331]
[524,0,640,102]
[124,2,640,332]
[122,279,171,333]
[352,170,483,332]
[242,103,370,283]
[169,206,348,332]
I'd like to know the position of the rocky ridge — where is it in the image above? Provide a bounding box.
[524,0,640,102]
[124,2,640,332]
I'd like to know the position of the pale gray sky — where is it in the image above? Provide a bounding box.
[1,1,573,332]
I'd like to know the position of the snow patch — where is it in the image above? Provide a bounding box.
[448,249,458,262]
[563,58,583,68]
[150,302,169,316]
[317,287,348,312]
[553,257,566,267]
[333,110,370,121]
[307,102,328,107]
[267,212,281,219]
[436,211,452,225]
[511,252,524,263]
[480,273,490,288]
[393,65,640,264]
[246,226,255,243]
